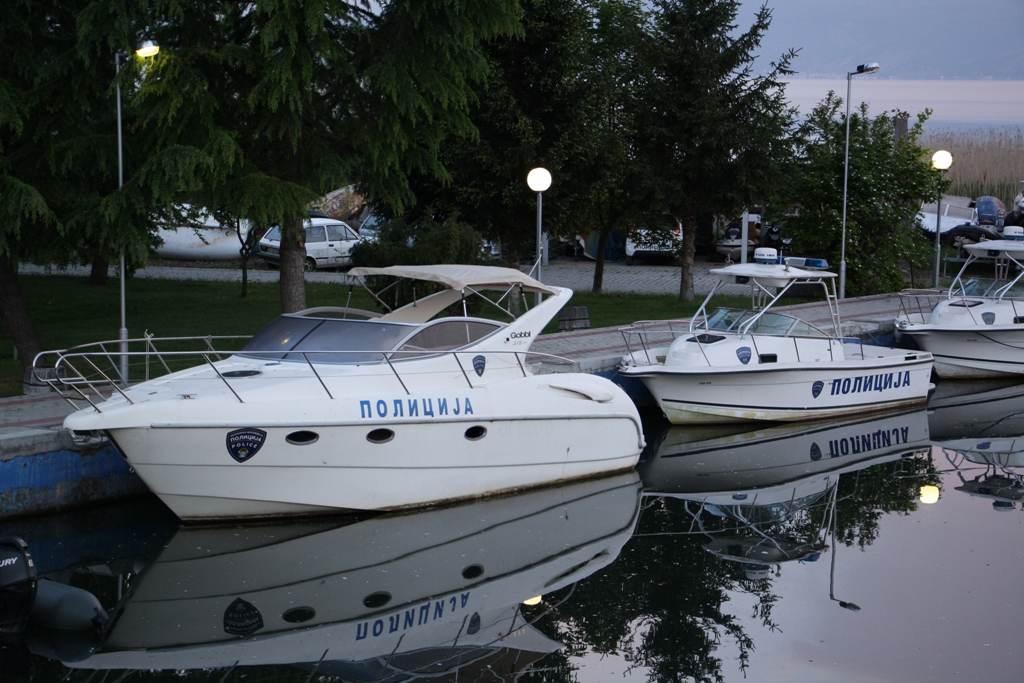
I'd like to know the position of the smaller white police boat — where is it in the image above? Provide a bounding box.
[618,249,934,424]
[36,265,644,521]
[896,234,1024,378]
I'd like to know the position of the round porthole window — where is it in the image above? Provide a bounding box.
[282,606,316,623]
[462,564,484,580]
[222,370,262,378]
[367,428,395,444]
[286,430,319,445]
[363,592,392,608]
[464,425,487,441]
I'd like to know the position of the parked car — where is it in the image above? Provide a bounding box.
[257,216,362,270]
[357,213,382,242]
[624,214,683,264]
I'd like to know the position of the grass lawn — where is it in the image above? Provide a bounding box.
[0,274,755,397]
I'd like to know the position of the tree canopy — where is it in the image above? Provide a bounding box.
[774,96,941,297]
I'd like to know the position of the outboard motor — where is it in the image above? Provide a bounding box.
[0,538,37,636]
[975,196,1007,227]
[761,223,783,250]
[1005,181,1024,227]
[1003,225,1024,240]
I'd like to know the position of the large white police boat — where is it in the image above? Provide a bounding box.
[617,249,934,424]
[896,237,1024,378]
[37,265,644,521]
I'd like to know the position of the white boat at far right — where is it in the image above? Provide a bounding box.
[896,237,1024,378]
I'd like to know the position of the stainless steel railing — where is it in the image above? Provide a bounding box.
[32,336,582,413]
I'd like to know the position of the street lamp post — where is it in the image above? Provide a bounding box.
[527,167,552,306]
[115,40,159,385]
[839,61,880,300]
[932,150,953,289]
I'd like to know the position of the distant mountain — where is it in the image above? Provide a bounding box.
[740,0,1023,80]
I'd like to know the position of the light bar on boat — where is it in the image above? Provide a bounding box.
[750,247,829,270]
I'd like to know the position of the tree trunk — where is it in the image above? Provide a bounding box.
[279,214,307,313]
[0,253,42,372]
[592,224,609,293]
[678,212,698,302]
[236,220,249,298]
[89,251,109,285]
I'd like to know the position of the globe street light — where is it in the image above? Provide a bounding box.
[115,40,159,385]
[839,62,880,300]
[527,167,551,305]
[932,150,953,288]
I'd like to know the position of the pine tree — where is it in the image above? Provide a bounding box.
[639,0,797,301]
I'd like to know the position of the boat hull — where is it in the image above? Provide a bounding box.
[901,326,1024,378]
[74,374,644,521]
[625,359,933,424]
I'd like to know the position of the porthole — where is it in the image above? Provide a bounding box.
[282,607,316,623]
[462,564,485,580]
[286,430,319,445]
[464,425,487,441]
[367,428,395,444]
[222,370,262,378]
[363,591,392,608]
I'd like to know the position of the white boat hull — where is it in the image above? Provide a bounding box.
[77,374,643,520]
[625,355,933,424]
[901,326,1024,379]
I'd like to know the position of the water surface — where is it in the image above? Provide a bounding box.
[4,381,1023,682]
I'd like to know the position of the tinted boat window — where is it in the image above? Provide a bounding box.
[289,319,412,363]
[239,317,413,363]
[239,316,322,360]
[394,320,502,357]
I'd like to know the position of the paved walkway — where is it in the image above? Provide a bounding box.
[20,254,744,296]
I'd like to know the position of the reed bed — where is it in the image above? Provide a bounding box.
[921,126,1024,203]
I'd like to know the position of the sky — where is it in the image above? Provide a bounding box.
[734,1,1024,126]
[738,0,1024,80]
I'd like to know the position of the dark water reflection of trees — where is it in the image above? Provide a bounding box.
[520,453,938,683]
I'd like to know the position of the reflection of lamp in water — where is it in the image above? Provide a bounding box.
[523,595,542,606]
[919,485,940,504]
[828,485,861,612]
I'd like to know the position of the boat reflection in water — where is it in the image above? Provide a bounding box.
[929,380,1024,509]
[52,472,641,678]
[638,410,931,578]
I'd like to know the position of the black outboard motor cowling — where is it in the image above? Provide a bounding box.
[975,196,1006,227]
[0,538,37,635]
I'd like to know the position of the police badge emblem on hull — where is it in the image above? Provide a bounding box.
[226,428,267,463]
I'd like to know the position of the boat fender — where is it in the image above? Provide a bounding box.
[548,379,616,402]
[31,579,108,632]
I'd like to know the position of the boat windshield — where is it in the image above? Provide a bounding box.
[704,308,827,337]
[238,316,414,363]
[954,276,1024,299]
